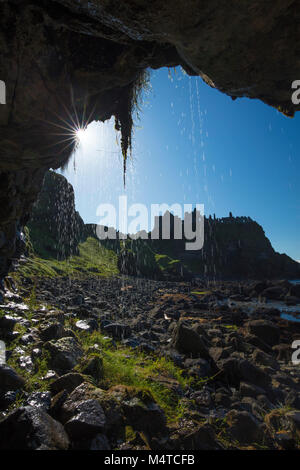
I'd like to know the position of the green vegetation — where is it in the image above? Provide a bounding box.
[155,254,181,273]
[114,69,151,185]
[191,290,212,295]
[72,328,193,422]
[14,237,119,281]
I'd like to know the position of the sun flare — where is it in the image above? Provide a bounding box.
[75,128,87,143]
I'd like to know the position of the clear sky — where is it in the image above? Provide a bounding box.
[58,67,300,261]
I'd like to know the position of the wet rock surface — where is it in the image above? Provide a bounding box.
[0,276,299,449]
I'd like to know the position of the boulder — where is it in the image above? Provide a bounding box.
[50,372,85,395]
[39,321,64,341]
[75,318,98,333]
[226,410,264,444]
[108,385,166,436]
[247,320,280,347]
[171,322,210,359]
[0,364,25,393]
[252,349,279,370]
[81,355,104,382]
[0,406,69,450]
[45,337,83,374]
[26,391,51,411]
[260,286,287,301]
[170,423,222,450]
[219,358,270,388]
[103,323,131,340]
[63,399,106,440]
[290,284,300,298]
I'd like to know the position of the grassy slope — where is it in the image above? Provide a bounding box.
[15,237,119,280]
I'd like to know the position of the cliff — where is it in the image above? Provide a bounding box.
[26,172,300,281]
[27,171,85,259]
[149,214,300,280]
[1,1,300,277]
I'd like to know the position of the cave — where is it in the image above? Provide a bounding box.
[1,0,300,279]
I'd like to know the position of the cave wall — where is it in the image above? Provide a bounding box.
[0,0,300,278]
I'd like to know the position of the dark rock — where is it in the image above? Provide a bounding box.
[0,406,69,450]
[272,343,293,362]
[0,364,25,393]
[170,423,222,450]
[44,337,83,374]
[260,286,287,301]
[209,346,230,362]
[26,391,51,411]
[239,382,266,399]
[290,284,300,298]
[50,372,85,395]
[244,334,273,354]
[219,358,270,388]
[247,320,280,347]
[39,321,64,341]
[226,410,264,444]
[103,323,131,340]
[81,355,104,382]
[252,349,279,370]
[171,322,210,358]
[0,315,18,334]
[285,295,300,306]
[109,385,166,436]
[49,390,69,419]
[72,433,110,450]
[183,358,211,379]
[64,399,106,440]
[0,390,17,411]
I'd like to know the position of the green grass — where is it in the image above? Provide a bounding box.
[14,237,119,280]
[155,253,181,272]
[73,329,194,423]
[191,290,212,295]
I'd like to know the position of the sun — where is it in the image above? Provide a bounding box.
[75,128,87,143]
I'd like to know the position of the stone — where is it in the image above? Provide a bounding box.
[44,337,83,374]
[170,423,221,450]
[0,390,17,411]
[219,358,270,388]
[247,320,280,347]
[64,399,106,440]
[75,319,98,332]
[109,385,166,436]
[240,382,266,399]
[50,372,85,395]
[171,322,210,358]
[0,364,25,393]
[252,349,279,370]
[0,406,70,450]
[226,410,263,444]
[103,323,131,340]
[73,433,110,450]
[39,321,64,341]
[260,286,287,301]
[26,391,52,411]
[286,411,300,438]
[81,355,104,382]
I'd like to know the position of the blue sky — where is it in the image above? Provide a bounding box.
[58,67,300,261]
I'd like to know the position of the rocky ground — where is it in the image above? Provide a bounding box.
[0,275,300,450]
